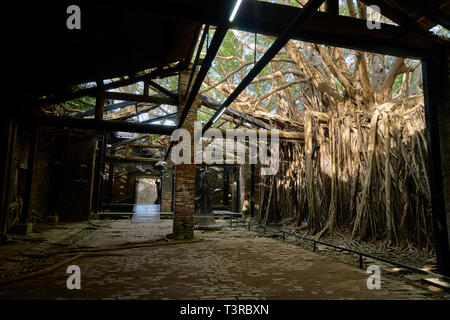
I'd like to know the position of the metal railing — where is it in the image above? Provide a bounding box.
[228,216,450,282]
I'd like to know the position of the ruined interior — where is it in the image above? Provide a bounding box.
[1,0,450,303]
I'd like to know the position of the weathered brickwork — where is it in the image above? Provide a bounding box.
[173,69,199,240]
[173,163,196,239]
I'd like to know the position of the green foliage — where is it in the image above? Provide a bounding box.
[63,97,94,111]
[392,74,403,93]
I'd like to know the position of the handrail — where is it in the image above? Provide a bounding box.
[230,216,450,282]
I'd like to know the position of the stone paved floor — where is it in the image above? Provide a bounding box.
[0,219,446,300]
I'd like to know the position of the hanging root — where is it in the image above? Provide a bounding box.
[256,97,432,250]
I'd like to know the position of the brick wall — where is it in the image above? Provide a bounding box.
[31,134,53,219]
[58,131,96,221]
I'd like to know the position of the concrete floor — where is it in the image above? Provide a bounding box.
[0,219,443,300]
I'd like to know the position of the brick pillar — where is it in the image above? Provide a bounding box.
[173,69,199,240]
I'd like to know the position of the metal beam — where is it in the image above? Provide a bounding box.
[185,25,209,100]
[103,92,177,106]
[391,0,450,31]
[34,64,184,108]
[164,0,235,160]
[74,101,137,118]
[199,94,272,129]
[148,80,179,100]
[203,0,326,133]
[178,9,231,129]
[11,114,176,136]
[422,46,450,277]
[146,0,444,58]
[107,134,153,151]
[141,112,177,124]
[118,105,162,121]
[358,0,436,32]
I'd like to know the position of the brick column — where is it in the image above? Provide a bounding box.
[173,69,199,240]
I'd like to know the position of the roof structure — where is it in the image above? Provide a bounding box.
[4,0,450,277]
[14,0,449,105]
